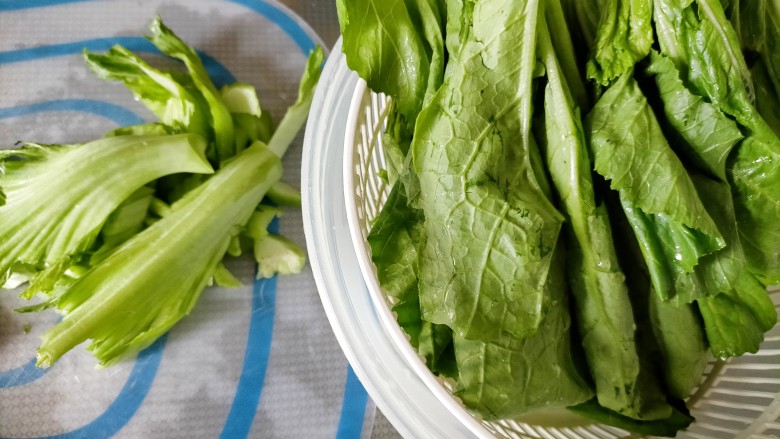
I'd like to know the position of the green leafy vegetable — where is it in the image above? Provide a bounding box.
[569,399,694,437]
[647,51,744,181]
[254,234,306,279]
[84,49,210,142]
[648,292,709,400]
[267,46,325,157]
[336,0,445,125]
[643,48,776,356]
[698,270,776,358]
[340,0,780,434]
[221,82,274,154]
[586,0,654,84]
[729,0,767,52]
[35,41,323,366]
[691,175,776,357]
[266,181,302,206]
[367,184,426,346]
[413,0,564,342]
[654,0,754,116]
[36,142,281,367]
[752,59,780,138]
[763,1,780,95]
[147,17,236,163]
[89,186,156,264]
[540,22,656,419]
[3,18,322,367]
[587,72,725,300]
[453,245,593,419]
[655,0,780,284]
[730,137,780,285]
[0,134,212,295]
[544,0,590,109]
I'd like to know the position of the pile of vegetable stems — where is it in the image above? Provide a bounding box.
[0,18,322,368]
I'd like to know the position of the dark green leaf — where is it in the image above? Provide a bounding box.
[336,0,445,124]
[453,246,593,419]
[569,398,694,437]
[540,23,656,419]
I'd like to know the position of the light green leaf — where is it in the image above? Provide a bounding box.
[37,142,281,367]
[0,134,212,294]
[586,0,654,84]
[254,234,306,279]
[413,0,564,341]
[266,181,301,207]
[267,46,324,158]
[214,262,242,288]
[84,47,210,140]
[220,83,262,116]
[148,17,235,163]
[540,22,652,419]
[587,73,724,298]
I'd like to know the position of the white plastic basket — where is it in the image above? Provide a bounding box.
[342,76,780,439]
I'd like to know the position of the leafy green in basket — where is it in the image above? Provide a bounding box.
[646,52,744,182]
[413,0,564,342]
[587,72,725,301]
[640,49,775,357]
[569,398,694,438]
[453,244,592,419]
[336,0,445,126]
[586,0,654,85]
[368,184,426,346]
[655,0,780,285]
[539,18,668,420]
[340,0,780,435]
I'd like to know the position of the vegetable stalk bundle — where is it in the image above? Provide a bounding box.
[2,18,322,368]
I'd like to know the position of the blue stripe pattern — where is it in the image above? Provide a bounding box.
[52,336,168,439]
[0,38,153,64]
[0,37,235,87]
[0,99,144,126]
[0,0,315,55]
[0,0,97,10]
[0,356,48,389]
[336,366,369,439]
[220,218,279,439]
[0,336,167,439]
[9,336,167,439]
[227,0,317,54]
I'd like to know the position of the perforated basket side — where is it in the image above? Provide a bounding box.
[681,287,780,439]
[343,83,391,239]
[342,82,780,439]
